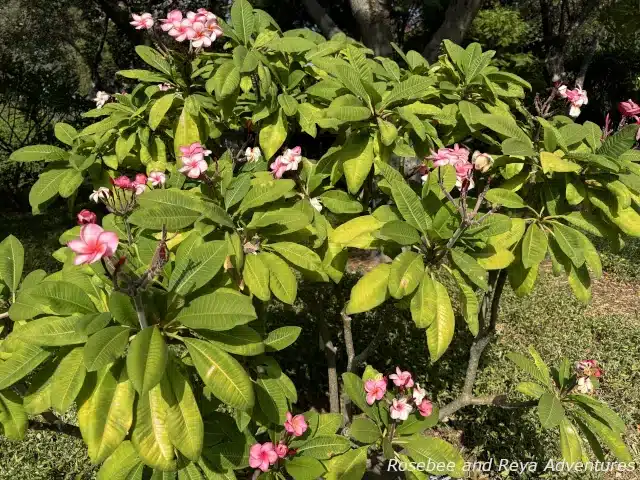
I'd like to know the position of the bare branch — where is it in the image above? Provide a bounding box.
[301,0,343,39]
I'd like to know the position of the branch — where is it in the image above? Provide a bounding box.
[301,0,343,39]
[423,0,484,61]
[319,316,340,414]
[134,295,148,329]
[0,312,9,320]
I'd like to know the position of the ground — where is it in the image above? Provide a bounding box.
[0,208,638,479]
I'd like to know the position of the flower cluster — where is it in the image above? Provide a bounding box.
[179,142,212,179]
[159,9,223,48]
[364,367,433,422]
[574,360,602,395]
[130,13,154,30]
[249,411,307,472]
[270,146,302,179]
[245,146,263,163]
[423,144,492,191]
[558,85,588,118]
[618,99,640,117]
[67,224,119,266]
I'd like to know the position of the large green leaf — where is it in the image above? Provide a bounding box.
[0,342,50,389]
[426,280,455,362]
[388,251,423,299]
[14,315,87,346]
[238,179,295,213]
[135,46,172,76]
[538,393,565,428]
[10,145,68,162]
[169,241,227,295]
[552,223,585,267]
[204,325,265,356]
[0,389,28,440]
[341,373,376,421]
[78,365,136,463]
[84,326,131,371]
[95,441,141,480]
[175,288,256,331]
[521,223,548,268]
[0,235,23,293]
[484,188,526,208]
[108,292,138,328]
[330,215,383,247]
[298,435,351,459]
[173,108,200,162]
[559,418,583,464]
[450,269,479,336]
[286,456,327,480]
[477,113,531,145]
[259,109,288,160]
[32,281,97,315]
[380,76,434,109]
[149,93,176,130]
[345,264,390,314]
[184,338,255,410]
[127,326,168,394]
[165,360,204,461]
[349,416,381,443]
[268,242,323,272]
[405,436,465,478]
[242,254,271,301]
[263,326,301,351]
[342,135,374,194]
[410,270,437,328]
[261,252,297,305]
[231,0,254,44]
[449,250,489,291]
[131,379,176,471]
[391,181,430,234]
[51,346,87,412]
[29,168,69,209]
[540,152,581,174]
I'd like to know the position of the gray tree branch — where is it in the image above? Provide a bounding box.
[301,0,343,39]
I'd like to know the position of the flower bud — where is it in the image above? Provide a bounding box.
[472,151,493,173]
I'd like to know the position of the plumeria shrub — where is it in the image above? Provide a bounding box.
[2,0,640,477]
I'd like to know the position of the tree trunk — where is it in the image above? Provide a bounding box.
[423,0,484,62]
[301,0,343,39]
[349,0,394,56]
[94,0,145,45]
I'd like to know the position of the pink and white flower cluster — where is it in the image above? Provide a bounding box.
[179,142,211,179]
[574,360,602,395]
[424,144,487,191]
[111,173,151,195]
[159,9,223,48]
[558,85,588,118]
[364,367,434,422]
[270,146,302,179]
[249,411,307,472]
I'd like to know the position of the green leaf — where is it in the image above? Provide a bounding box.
[597,124,638,159]
[15,315,87,346]
[127,326,168,394]
[345,264,390,314]
[225,174,252,210]
[243,254,271,301]
[380,76,434,109]
[538,393,565,429]
[169,241,227,295]
[238,178,295,212]
[298,434,351,459]
[29,168,68,209]
[388,251,423,299]
[78,365,136,463]
[552,223,585,267]
[84,326,131,372]
[485,188,526,208]
[173,107,200,161]
[522,223,548,268]
[135,46,172,76]
[204,326,265,356]
[450,250,489,291]
[568,394,626,434]
[165,360,204,461]
[230,0,254,44]
[583,121,602,151]
[410,271,437,328]
[516,382,546,398]
[54,122,77,145]
[426,280,455,362]
[118,69,168,83]
[0,389,28,440]
[286,456,327,480]
[343,135,374,194]
[96,441,141,480]
[10,145,68,162]
[176,288,257,331]
[131,380,176,471]
[558,418,583,464]
[183,338,255,410]
[271,36,316,53]
[109,292,138,328]
[278,94,298,116]
[331,215,383,247]
[405,436,465,478]
[0,343,50,389]
[149,93,175,130]
[319,190,363,214]
[377,220,420,245]
[264,326,302,351]
[540,151,581,174]
[391,181,431,234]
[574,410,632,461]
[259,110,288,160]
[261,252,297,305]
[377,118,398,146]
[478,113,531,145]
[51,346,87,413]
[0,235,23,293]
[501,138,535,157]
[341,373,376,420]
[268,242,323,272]
[450,269,479,336]
[350,416,380,444]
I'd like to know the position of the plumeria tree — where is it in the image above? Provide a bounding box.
[1,0,639,478]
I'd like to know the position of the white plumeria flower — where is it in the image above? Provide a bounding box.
[421,173,429,184]
[89,187,110,203]
[390,397,413,421]
[412,384,427,404]
[310,197,323,212]
[576,377,594,394]
[93,91,110,109]
[148,171,166,187]
[245,146,262,163]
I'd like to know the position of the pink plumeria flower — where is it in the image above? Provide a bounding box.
[245,146,262,163]
[249,442,278,472]
[472,151,493,173]
[112,175,133,190]
[284,412,308,437]
[197,8,217,21]
[558,85,588,117]
[454,161,474,191]
[618,99,640,117]
[448,144,470,164]
[575,360,602,378]
[205,18,224,39]
[417,399,433,417]
[133,173,148,195]
[191,22,212,48]
[390,397,413,421]
[89,187,110,203]
[270,156,288,179]
[160,10,183,31]
[148,171,166,187]
[179,142,211,179]
[76,209,97,225]
[93,91,110,109]
[412,384,426,404]
[270,146,302,178]
[158,83,173,92]
[169,19,196,42]
[275,442,288,459]
[130,12,154,30]
[67,224,119,266]
[389,367,414,388]
[427,148,453,167]
[364,377,387,405]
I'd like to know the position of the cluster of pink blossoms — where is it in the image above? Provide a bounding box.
[574,359,602,395]
[249,412,308,472]
[270,147,303,179]
[179,142,212,179]
[423,144,493,191]
[131,9,223,49]
[364,367,433,422]
[558,85,588,118]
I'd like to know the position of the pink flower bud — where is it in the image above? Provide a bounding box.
[76,209,97,225]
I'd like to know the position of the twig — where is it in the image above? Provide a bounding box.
[319,317,340,414]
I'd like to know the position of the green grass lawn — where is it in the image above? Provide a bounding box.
[1,212,638,479]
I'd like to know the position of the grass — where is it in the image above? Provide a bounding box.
[1,211,639,479]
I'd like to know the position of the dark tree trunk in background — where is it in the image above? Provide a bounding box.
[423,0,484,62]
[301,0,343,39]
[94,0,145,45]
[349,0,393,56]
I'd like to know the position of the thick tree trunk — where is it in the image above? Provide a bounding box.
[301,0,343,39]
[94,0,145,45]
[423,0,484,62]
[349,0,394,56]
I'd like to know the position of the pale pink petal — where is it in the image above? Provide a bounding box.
[80,224,104,245]
[98,231,119,256]
[67,239,92,254]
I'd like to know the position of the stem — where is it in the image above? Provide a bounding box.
[319,316,340,414]
[133,295,148,329]
[0,312,9,320]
